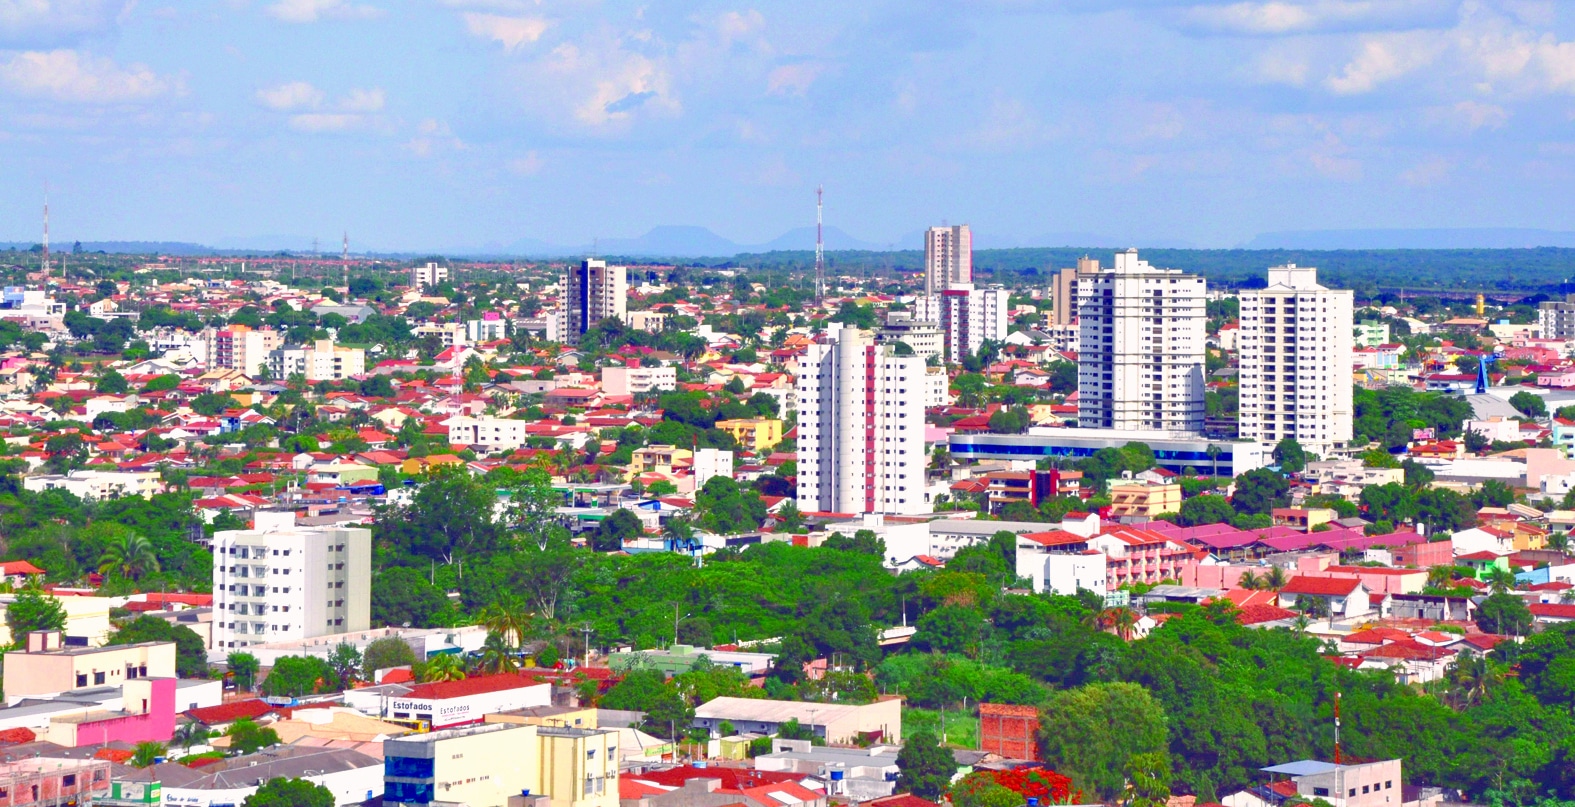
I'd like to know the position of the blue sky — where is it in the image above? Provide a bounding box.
[2,0,1575,251]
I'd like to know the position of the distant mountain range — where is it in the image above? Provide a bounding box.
[1243,228,1575,250]
[7,227,1575,259]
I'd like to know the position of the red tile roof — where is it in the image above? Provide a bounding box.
[1530,603,1575,619]
[184,699,275,725]
[402,672,548,700]
[1281,576,1363,596]
[1236,604,1300,625]
[0,728,36,745]
[632,766,803,790]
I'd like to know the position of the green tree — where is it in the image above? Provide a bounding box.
[592,508,644,552]
[1476,591,1532,636]
[98,533,159,580]
[1272,438,1307,473]
[895,730,959,799]
[371,567,451,628]
[327,642,363,689]
[260,655,334,697]
[225,718,282,755]
[106,616,210,678]
[227,652,260,691]
[362,635,419,680]
[418,653,467,682]
[130,741,166,768]
[242,778,333,807]
[1232,469,1289,516]
[1123,752,1173,807]
[5,589,66,643]
[1039,682,1168,800]
[96,369,129,394]
[1509,390,1547,418]
[1177,494,1234,527]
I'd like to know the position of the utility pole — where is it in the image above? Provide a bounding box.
[580,623,593,669]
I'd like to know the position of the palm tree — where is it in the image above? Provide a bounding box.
[479,595,531,649]
[1100,607,1139,642]
[1484,566,1517,596]
[418,653,467,683]
[1237,571,1263,591]
[1263,565,1289,590]
[99,534,159,580]
[473,632,521,676]
[1427,565,1457,589]
[1445,650,1503,709]
[1548,531,1571,555]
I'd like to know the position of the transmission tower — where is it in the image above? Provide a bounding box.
[814,185,825,303]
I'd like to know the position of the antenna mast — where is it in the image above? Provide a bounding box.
[815,185,824,302]
[342,231,350,291]
[41,183,50,281]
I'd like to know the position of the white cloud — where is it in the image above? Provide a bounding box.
[1451,99,1508,129]
[405,118,465,157]
[1254,50,1310,85]
[1401,155,1452,185]
[256,80,324,110]
[266,0,382,24]
[1324,34,1441,94]
[287,112,361,132]
[0,49,175,103]
[340,86,384,111]
[462,12,548,50]
[766,62,821,96]
[1178,0,1454,36]
[0,0,121,47]
[507,151,544,175]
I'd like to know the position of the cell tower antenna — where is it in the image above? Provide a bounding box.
[815,185,825,303]
[342,231,350,291]
[41,182,50,281]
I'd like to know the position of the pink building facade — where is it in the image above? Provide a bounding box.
[44,678,175,748]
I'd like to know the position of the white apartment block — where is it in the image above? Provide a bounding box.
[602,365,677,396]
[1540,295,1575,340]
[212,512,371,651]
[447,416,528,452]
[694,448,734,491]
[796,326,927,515]
[1076,249,1206,432]
[412,322,468,349]
[1238,264,1354,455]
[465,316,508,343]
[877,316,944,362]
[23,470,163,500]
[923,224,972,295]
[202,325,282,376]
[561,259,628,339]
[922,366,953,408]
[411,262,450,288]
[915,284,1010,363]
[268,339,366,382]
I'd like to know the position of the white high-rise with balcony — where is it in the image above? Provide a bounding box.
[1076,249,1206,433]
[796,326,927,515]
[212,512,371,651]
[924,225,972,295]
[914,283,1010,363]
[560,259,628,340]
[1238,264,1354,455]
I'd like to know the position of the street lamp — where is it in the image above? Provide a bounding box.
[674,605,693,648]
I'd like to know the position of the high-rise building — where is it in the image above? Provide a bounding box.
[915,284,1010,363]
[1076,249,1206,432]
[1238,264,1354,455]
[878,315,944,362]
[796,325,927,515]
[560,259,628,340]
[212,511,371,651]
[1540,294,1575,340]
[1051,257,1099,327]
[202,324,282,377]
[411,262,449,289]
[924,225,972,295]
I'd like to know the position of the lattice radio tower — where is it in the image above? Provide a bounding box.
[814,185,825,302]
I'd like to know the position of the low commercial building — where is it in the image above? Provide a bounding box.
[43,677,175,748]
[4,632,176,702]
[159,746,383,807]
[22,470,163,500]
[0,595,113,648]
[1107,480,1181,518]
[0,758,109,806]
[753,740,900,801]
[347,673,551,732]
[692,696,902,744]
[609,645,775,678]
[383,722,618,807]
[950,430,1269,477]
[1225,759,1407,807]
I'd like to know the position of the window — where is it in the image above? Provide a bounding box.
[93,671,105,685]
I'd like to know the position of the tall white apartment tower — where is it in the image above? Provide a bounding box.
[924,225,972,295]
[1076,249,1207,432]
[560,259,629,340]
[1238,264,1354,455]
[796,325,927,515]
[411,262,449,289]
[914,284,1010,363]
[212,511,372,650]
